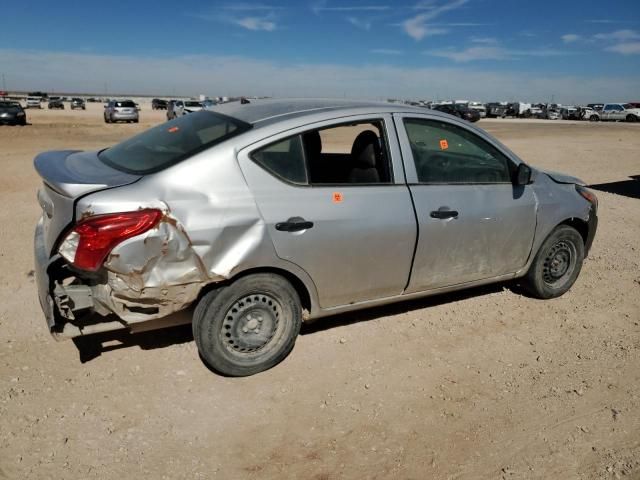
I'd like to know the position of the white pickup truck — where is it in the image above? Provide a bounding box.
[591,103,640,122]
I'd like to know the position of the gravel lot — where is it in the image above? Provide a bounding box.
[1,104,639,479]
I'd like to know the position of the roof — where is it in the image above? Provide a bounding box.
[210,98,426,126]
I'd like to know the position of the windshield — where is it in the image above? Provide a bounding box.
[623,104,633,109]
[0,102,20,109]
[185,101,202,107]
[98,110,252,174]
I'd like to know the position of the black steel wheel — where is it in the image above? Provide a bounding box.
[522,225,584,299]
[193,274,302,376]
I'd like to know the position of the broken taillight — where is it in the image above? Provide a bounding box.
[59,209,162,271]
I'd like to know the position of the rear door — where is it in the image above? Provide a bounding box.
[238,114,417,308]
[395,114,537,292]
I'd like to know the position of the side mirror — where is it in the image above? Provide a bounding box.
[515,163,532,186]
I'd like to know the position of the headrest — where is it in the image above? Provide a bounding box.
[351,130,380,168]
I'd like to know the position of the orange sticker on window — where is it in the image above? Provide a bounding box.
[332,192,344,203]
[439,139,449,150]
[168,126,179,133]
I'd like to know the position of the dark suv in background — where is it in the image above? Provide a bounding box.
[432,103,481,122]
[48,98,65,110]
[152,98,168,110]
[70,98,86,110]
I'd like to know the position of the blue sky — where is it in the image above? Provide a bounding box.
[2,0,639,102]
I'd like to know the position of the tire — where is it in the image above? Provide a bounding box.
[104,115,110,124]
[626,114,637,123]
[522,225,585,299]
[193,274,302,376]
[589,115,599,122]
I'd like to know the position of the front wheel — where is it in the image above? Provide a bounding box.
[626,114,637,123]
[589,115,599,122]
[522,225,585,299]
[193,274,302,376]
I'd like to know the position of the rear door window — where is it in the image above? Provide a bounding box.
[251,119,392,186]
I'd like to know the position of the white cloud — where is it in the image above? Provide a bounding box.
[370,48,404,55]
[470,37,498,44]
[312,1,389,14]
[235,16,276,31]
[402,15,449,40]
[402,0,468,40]
[221,3,281,11]
[428,46,569,62]
[0,48,635,103]
[594,29,640,41]
[561,34,581,43]
[606,42,640,55]
[347,17,372,30]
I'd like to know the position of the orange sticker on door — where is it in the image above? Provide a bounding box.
[439,139,449,150]
[332,192,344,203]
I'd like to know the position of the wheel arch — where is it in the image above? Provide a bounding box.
[558,217,589,246]
[196,266,315,317]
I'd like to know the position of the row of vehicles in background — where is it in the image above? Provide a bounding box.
[400,99,640,123]
[23,96,86,110]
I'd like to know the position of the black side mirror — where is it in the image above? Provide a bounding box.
[515,163,532,186]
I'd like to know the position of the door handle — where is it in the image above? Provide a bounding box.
[430,209,458,219]
[275,217,314,232]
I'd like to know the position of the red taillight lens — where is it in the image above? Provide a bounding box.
[62,209,162,271]
[576,185,598,209]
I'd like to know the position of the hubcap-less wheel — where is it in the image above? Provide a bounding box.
[221,294,283,354]
[542,240,577,289]
[193,273,302,376]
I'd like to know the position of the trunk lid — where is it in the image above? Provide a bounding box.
[34,150,141,255]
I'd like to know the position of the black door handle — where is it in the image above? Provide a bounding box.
[275,217,314,232]
[430,209,458,219]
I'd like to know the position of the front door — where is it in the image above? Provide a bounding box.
[395,114,537,292]
[238,115,416,308]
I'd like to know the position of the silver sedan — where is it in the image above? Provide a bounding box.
[34,99,598,376]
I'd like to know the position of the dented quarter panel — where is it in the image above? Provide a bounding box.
[73,140,320,323]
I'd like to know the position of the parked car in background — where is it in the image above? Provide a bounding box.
[168,100,204,119]
[590,103,640,122]
[432,103,481,122]
[560,106,579,120]
[103,99,139,123]
[468,102,487,118]
[33,99,597,376]
[577,106,598,121]
[166,100,177,120]
[546,108,561,120]
[152,98,168,110]
[587,103,604,112]
[0,101,27,125]
[26,97,43,109]
[486,102,508,118]
[70,98,86,110]
[48,98,65,110]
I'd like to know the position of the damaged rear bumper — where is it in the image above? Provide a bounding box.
[34,215,206,339]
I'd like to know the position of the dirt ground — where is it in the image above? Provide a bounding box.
[0,103,639,479]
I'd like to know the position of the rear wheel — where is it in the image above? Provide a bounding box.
[193,274,302,376]
[626,114,637,123]
[522,225,584,299]
[589,115,599,122]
